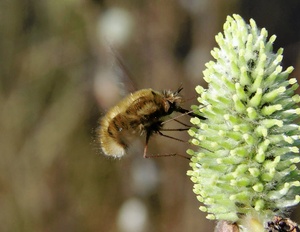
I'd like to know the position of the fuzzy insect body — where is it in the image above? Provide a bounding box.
[99,87,192,158]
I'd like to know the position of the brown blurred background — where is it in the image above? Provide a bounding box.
[0,0,300,231]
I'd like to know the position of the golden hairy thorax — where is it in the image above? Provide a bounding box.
[99,88,183,157]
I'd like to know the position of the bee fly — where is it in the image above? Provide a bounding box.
[98,86,204,158]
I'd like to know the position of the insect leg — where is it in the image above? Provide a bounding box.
[161,117,191,128]
[160,128,189,132]
[173,119,191,127]
[157,131,186,142]
[161,109,205,127]
[143,131,189,159]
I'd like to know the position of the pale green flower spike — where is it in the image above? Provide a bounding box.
[187,14,300,228]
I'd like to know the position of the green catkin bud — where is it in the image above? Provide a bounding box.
[187,14,300,231]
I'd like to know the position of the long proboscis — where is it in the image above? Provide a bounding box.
[161,108,205,126]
